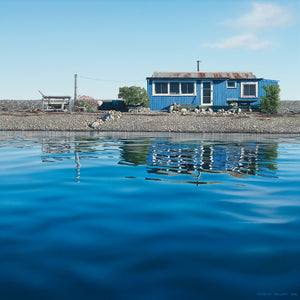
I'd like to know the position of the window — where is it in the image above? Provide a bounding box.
[241,82,258,98]
[227,81,236,88]
[202,82,213,105]
[155,82,168,94]
[153,82,195,96]
[181,82,194,94]
[243,84,256,96]
[170,82,180,94]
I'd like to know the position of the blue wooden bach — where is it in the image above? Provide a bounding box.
[146,72,278,111]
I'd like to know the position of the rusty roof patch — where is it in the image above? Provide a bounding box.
[231,72,242,79]
[213,73,223,78]
[183,73,193,78]
[197,73,206,78]
[151,72,256,79]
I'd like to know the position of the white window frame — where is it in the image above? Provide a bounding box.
[153,81,196,96]
[227,81,236,88]
[169,82,180,95]
[180,82,196,96]
[241,82,258,98]
[153,82,169,96]
[201,81,213,106]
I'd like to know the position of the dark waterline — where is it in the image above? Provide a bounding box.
[0,132,299,300]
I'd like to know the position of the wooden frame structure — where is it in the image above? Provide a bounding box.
[39,91,71,112]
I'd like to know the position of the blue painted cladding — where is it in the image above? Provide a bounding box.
[147,80,153,97]
[147,78,279,110]
[148,78,199,110]
[225,79,279,105]
[213,80,227,106]
[196,81,202,105]
[258,79,279,104]
[150,96,197,111]
[226,84,238,99]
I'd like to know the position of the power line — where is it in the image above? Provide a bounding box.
[78,75,145,83]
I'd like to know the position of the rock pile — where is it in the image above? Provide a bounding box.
[278,101,300,114]
[169,103,244,116]
[128,107,151,113]
[0,100,43,111]
[89,111,122,129]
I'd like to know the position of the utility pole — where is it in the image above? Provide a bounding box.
[74,74,78,110]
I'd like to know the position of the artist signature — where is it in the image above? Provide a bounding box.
[256,292,298,297]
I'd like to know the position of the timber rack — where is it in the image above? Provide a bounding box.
[39,90,71,112]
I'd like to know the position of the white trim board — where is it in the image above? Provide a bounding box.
[201,81,213,106]
[241,82,258,98]
[152,81,196,96]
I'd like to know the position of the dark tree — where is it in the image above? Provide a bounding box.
[260,84,280,114]
[118,86,149,107]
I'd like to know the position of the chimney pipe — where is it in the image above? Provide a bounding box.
[197,60,201,72]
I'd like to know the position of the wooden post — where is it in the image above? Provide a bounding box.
[74,74,78,110]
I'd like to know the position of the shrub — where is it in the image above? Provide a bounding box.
[118,86,149,108]
[75,95,98,112]
[260,84,280,114]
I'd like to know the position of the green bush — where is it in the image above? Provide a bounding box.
[75,95,98,112]
[260,84,280,114]
[118,86,149,107]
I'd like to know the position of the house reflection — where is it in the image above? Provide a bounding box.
[119,139,153,166]
[39,135,279,183]
[41,137,73,162]
[40,136,122,182]
[41,136,103,162]
[146,141,278,180]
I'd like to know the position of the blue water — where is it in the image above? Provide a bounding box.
[0,132,299,300]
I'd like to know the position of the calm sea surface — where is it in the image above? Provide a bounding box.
[0,132,299,300]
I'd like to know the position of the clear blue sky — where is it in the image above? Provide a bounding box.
[0,0,299,100]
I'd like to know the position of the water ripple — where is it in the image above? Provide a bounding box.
[0,132,299,299]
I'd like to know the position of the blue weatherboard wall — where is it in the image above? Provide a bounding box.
[148,79,197,111]
[258,79,279,104]
[212,80,227,106]
[226,79,279,105]
[147,78,279,110]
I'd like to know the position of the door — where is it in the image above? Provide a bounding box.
[202,82,213,105]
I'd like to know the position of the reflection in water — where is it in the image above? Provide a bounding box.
[146,141,278,183]
[75,150,81,183]
[119,139,152,166]
[38,135,279,184]
[0,132,298,300]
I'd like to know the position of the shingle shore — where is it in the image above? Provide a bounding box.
[0,111,299,134]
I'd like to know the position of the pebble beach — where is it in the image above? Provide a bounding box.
[0,100,299,134]
[0,110,299,134]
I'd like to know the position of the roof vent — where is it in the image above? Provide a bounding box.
[197,60,201,72]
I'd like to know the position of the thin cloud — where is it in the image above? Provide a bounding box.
[226,2,295,31]
[204,34,271,51]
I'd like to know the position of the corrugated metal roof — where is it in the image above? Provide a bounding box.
[150,72,257,79]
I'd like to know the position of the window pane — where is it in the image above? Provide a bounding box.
[155,82,168,94]
[203,90,211,97]
[181,82,194,94]
[202,82,212,103]
[162,83,168,94]
[249,84,256,95]
[170,82,179,94]
[181,83,188,94]
[227,81,236,88]
[203,96,211,104]
[243,84,256,96]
